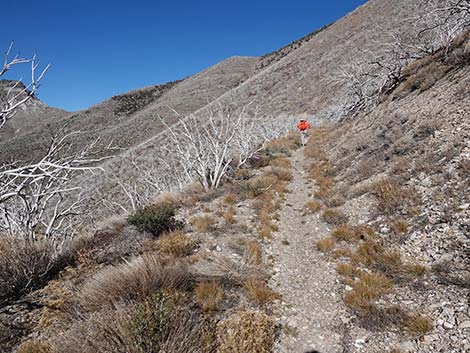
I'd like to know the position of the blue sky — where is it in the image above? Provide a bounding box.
[4,0,367,111]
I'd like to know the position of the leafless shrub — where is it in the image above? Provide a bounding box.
[0,132,104,248]
[217,310,275,353]
[0,236,74,301]
[0,42,49,129]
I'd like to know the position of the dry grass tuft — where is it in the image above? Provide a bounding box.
[344,273,393,312]
[244,279,279,305]
[406,263,428,277]
[156,230,197,257]
[217,310,275,353]
[316,237,336,253]
[75,254,192,312]
[258,225,272,239]
[245,175,278,198]
[305,200,321,213]
[191,215,216,232]
[336,262,357,277]
[372,179,419,215]
[269,167,293,181]
[391,219,409,234]
[223,206,237,225]
[321,208,348,225]
[270,157,292,169]
[404,314,433,335]
[223,193,238,205]
[244,241,263,266]
[17,340,52,353]
[332,225,356,242]
[194,281,224,312]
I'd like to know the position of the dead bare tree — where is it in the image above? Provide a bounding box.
[0,132,103,248]
[0,42,50,129]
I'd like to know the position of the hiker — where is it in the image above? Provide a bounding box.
[297,119,311,146]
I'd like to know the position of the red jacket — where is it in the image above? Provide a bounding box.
[297,121,311,131]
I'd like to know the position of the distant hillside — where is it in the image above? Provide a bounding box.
[0,56,258,163]
[0,80,68,142]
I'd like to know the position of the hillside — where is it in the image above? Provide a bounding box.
[70,0,455,218]
[0,0,469,352]
[0,80,68,142]
[0,56,258,163]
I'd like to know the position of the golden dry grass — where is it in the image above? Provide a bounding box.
[223,193,238,205]
[156,231,197,257]
[344,273,393,312]
[194,281,224,312]
[391,219,409,234]
[404,314,433,335]
[244,240,262,266]
[223,206,237,225]
[217,310,275,353]
[336,262,357,277]
[244,279,280,305]
[269,167,293,182]
[332,225,356,242]
[269,157,292,169]
[17,340,52,353]
[258,225,272,239]
[406,263,428,277]
[321,208,348,225]
[191,215,216,232]
[305,200,321,213]
[316,237,336,253]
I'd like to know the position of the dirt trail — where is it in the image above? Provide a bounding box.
[269,148,348,353]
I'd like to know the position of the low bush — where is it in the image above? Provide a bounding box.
[75,254,192,312]
[321,208,348,225]
[194,281,224,312]
[128,203,183,236]
[269,157,292,169]
[217,310,275,353]
[17,340,52,353]
[269,167,293,182]
[156,231,197,257]
[223,193,238,205]
[191,215,216,233]
[0,236,74,301]
[316,237,336,253]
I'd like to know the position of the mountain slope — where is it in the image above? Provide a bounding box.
[0,56,258,163]
[0,80,68,142]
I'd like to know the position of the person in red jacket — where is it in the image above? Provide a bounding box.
[297,119,311,146]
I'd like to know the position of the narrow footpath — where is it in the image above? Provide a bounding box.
[269,148,348,353]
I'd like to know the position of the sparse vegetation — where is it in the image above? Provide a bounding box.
[321,208,348,225]
[217,310,275,353]
[191,215,216,232]
[155,230,197,257]
[404,314,433,335]
[306,199,321,213]
[17,341,52,353]
[316,237,336,253]
[244,279,280,305]
[194,281,224,312]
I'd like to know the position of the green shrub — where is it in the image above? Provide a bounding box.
[128,203,183,236]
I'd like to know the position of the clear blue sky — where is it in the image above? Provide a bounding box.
[4,0,367,112]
